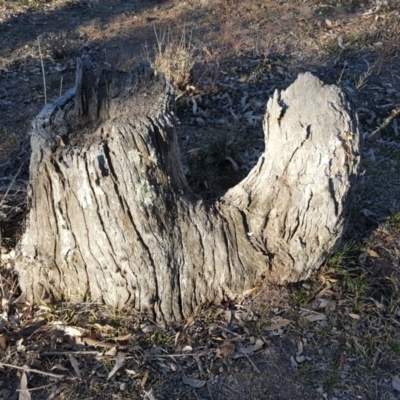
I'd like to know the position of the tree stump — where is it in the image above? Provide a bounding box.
[16,57,360,321]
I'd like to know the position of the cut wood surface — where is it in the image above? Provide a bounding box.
[16,57,361,322]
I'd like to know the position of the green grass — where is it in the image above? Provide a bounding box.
[327,240,360,269]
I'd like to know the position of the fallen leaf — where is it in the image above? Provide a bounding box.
[50,364,69,372]
[125,369,139,377]
[69,355,81,378]
[113,333,132,342]
[303,313,326,322]
[107,352,126,380]
[184,316,195,329]
[217,340,235,358]
[105,346,118,356]
[225,156,239,172]
[61,326,84,338]
[312,298,332,310]
[367,249,380,258]
[17,339,26,352]
[19,371,31,400]
[0,334,7,350]
[182,345,193,353]
[224,310,232,324]
[348,313,360,320]
[239,287,257,299]
[83,337,115,349]
[143,388,158,400]
[182,375,206,388]
[297,339,303,356]
[174,331,180,348]
[240,342,264,354]
[93,323,114,333]
[392,375,400,391]
[295,355,306,364]
[141,370,149,389]
[265,317,291,331]
[339,354,346,367]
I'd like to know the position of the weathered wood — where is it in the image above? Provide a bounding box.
[16,59,360,322]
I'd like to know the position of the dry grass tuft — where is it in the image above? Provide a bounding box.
[152,27,195,92]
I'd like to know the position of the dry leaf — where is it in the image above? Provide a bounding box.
[107,352,126,380]
[182,375,206,388]
[0,316,6,331]
[393,375,400,391]
[348,313,360,320]
[303,313,326,322]
[50,364,69,372]
[125,368,138,375]
[297,339,303,356]
[266,317,291,331]
[93,323,114,333]
[339,354,346,367]
[239,287,257,298]
[19,371,31,400]
[105,346,118,356]
[69,355,81,378]
[312,298,332,310]
[225,156,239,172]
[17,339,26,352]
[217,340,236,358]
[83,337,115,349]
[174,331,180,348]
[290,356,298,368]
[224,310,232,324]
[0,334,7,350]
[184,316,195,329]
[240,342,264,354]
[61,326,84,338]
[295,355,306,364]
[182,345,193,353]
[143,388,158,400]
[141,370,149,389]
[367,249,379,258]
[113,333,132,341]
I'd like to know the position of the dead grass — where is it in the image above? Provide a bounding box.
[152,27,195,91]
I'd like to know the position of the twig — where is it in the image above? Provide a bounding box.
[145,350,212,359]
[59,76,63,97]
[368,103,400,141]
[336,61,347,85]
[41,350,100,356]
[0,161,24,209]
[0,362,65,379]
[37,37,47,105]
[238,345,260,373]
[16,381,61,392]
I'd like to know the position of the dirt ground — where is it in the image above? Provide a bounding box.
[1,0,400,399]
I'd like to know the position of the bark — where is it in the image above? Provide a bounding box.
[16,57,361,322]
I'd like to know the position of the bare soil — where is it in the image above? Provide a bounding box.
[1,0,400,399]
